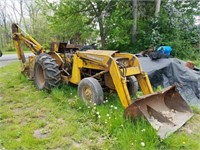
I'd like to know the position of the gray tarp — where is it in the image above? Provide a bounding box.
[138,56,200,108]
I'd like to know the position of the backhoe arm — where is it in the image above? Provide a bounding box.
[12,23,45,78]
[12,23,45,61]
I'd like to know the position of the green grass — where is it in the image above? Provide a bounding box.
[1,62,200,149]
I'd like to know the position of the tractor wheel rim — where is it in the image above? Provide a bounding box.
[37,64,45,88]
[83,87,93,102]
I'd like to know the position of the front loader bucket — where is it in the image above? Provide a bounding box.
[124,85,193,139]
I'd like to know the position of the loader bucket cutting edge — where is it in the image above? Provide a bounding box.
[124,85,193,139]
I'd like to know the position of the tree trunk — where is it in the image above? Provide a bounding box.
[88,0,106,49]
[0,9,9,44]
[11,1,19,23]
[20,0,28,31]
[98,19,105,49]
[131,0,138,44]
[155,0,161,17]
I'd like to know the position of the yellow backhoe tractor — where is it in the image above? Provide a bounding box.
[12,23,193,139]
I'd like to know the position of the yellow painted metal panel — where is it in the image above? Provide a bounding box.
[121,67,141,76]
[69,54,81,84]
[136,72,154,95]
[80,50,118,56]
[109,59,131,108]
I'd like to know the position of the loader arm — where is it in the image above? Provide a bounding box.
[109,58,132,107]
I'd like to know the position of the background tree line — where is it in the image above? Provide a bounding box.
[0,0,199,59]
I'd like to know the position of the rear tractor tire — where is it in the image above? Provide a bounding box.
[78,77,104,105]
[127,76,139,97]
[34,53,61,91]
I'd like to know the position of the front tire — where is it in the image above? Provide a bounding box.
[78,77,104,105]
[34,53,61,90]
[127,76,139,97]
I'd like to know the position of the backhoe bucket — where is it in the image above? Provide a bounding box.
[124,85,193,139]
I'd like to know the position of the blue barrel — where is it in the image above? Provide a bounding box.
[157,46,172,56]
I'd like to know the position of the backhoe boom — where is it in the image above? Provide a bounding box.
[12,23,45,59]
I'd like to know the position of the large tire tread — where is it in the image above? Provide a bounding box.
[34,53,61,90]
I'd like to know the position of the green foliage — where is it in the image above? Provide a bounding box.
[154,0,200,59]
[3,43,15,52]
[45,0,99,44]
[105,1,133,51]
[1,0,198,59]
